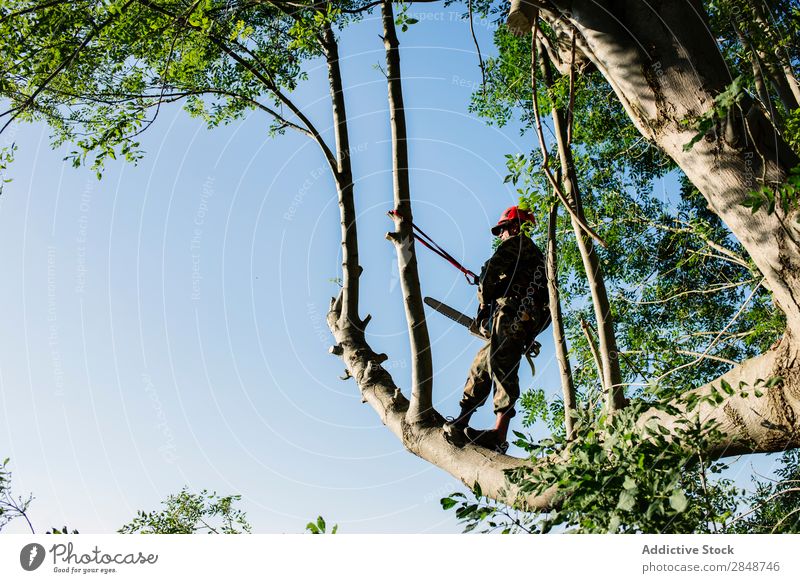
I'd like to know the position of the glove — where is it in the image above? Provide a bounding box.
[470,303,492,339]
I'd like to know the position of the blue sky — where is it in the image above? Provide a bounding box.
[0,5,770,534]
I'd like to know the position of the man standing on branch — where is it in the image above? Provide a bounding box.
[444,206,550,453]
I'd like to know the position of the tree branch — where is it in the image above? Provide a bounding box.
[547,200,576,439]
[523,1,800,333]
[640,334,800,458]
[652,280,765,386]
[326,291,558,510]
[321,15,362,329]
[467,0,486,99]
[381,0,434,423]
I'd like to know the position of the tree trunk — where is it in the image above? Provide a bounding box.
[381,0,434,423]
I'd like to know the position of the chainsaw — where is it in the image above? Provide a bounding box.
[424,296,543,359]
[423,297,488,340]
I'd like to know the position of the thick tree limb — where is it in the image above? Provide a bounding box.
[640,334,800,458]
[381,0,434,423]
[322,17,362,330]
[327,285,800,509]
[326,293,557,509]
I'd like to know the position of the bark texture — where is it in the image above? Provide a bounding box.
[640,334,800,457]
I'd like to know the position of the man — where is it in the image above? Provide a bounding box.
[444,206,550,453]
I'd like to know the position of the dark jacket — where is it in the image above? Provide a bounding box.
[477,234,548,309]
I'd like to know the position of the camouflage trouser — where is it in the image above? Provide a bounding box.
[460,297,533,415]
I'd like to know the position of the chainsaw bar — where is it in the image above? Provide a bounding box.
[423,297,486,340]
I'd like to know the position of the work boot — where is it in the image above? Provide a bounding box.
[443,406,474,447]
[463,427,508,454]
[463,409,515,454]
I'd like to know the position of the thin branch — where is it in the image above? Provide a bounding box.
[133,0,338,168]
[1,492,35,534]
[727,487,800,529]
[129,0,203,140]
[467,0,486,99]
[530,20,608,248]
[698,453,717,533]
[677,330,756,341]
[652,279,765,385]
[566,29,576,145]
[631,215,751,270]
[675,350,739,366]
[209,37,338,170]
[580,318,604,383]
[619,279,757,307]
[771,505,800,533]
[336,0,440,14]
[198,517,220,534]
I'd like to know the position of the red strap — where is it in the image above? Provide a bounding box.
[388,209,479,285]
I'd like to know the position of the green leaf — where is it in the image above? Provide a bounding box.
[765,376,784,388]
[669,490,688,513]
[440,497,458,510]
[617,490,636,512]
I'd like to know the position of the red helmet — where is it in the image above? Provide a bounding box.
[491,205,536,235]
